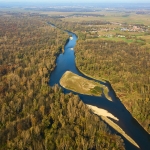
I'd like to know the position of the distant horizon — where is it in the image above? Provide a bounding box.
[1,2,150,3]
[1,1,150,9]
[1,1,150,5]
[0,0,150,3]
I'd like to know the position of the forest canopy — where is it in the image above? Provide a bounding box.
[75,38,150,133]
[0,12,125,149]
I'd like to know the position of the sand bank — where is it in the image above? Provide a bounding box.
[87,104,139,149]
[87,105,119,121]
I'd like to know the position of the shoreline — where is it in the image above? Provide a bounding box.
[60,71,102,97]
[87,105,119,121]
[49,22,150,149]
[75,65,112,101]
[87,104,139,149]
[75,60,107,83]
[75,62,150,134]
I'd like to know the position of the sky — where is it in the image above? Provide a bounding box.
[0,0,150,3]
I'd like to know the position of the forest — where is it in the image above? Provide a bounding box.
[0,12,125,149]
[49,16,150,134]
[75,38,150,133]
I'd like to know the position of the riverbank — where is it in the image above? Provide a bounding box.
[75,59,107,82]
[59,70,141,147]
[49,24,150,149]
[87,104,139,149]
[74,56,146,148]
[75,64,112,101]
[75,60,150,136]
[87,105,118,121]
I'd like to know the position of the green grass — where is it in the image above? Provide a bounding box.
[99,37,133,43]
[97,36,146,45]
[60,71,102,96]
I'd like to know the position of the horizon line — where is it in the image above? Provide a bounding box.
[1,2,150,3]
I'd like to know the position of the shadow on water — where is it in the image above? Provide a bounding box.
[49,29,150,150]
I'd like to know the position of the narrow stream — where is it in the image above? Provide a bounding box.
[49,29,150,150]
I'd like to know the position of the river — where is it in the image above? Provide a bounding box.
[49,29,150,150]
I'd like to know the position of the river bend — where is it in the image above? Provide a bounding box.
[49,29,150,150]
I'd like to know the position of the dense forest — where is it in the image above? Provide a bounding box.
[75,39,150,133]
[0,13,125,149]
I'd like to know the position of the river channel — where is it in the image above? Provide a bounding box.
[49,30,150,150]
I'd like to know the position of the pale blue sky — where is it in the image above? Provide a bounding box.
[0,0,150,3]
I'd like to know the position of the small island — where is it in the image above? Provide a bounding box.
[60,71,139,148]
[69,36,73,40]
[60,71,102,96]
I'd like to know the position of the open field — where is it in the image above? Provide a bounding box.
[1,6,150,25]
[60,71,103,96]
[61,10,150,25]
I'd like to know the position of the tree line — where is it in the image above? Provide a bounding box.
[75,39,150,133]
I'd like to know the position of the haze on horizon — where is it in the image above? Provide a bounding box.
[0,0,150,3]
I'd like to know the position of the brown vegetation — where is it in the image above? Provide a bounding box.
[0,12,125,149]
[75,39,150,133]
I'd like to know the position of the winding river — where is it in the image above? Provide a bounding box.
[49,29,150,150]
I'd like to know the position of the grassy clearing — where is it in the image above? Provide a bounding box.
[100,37,133,43]
[60,71,103,96]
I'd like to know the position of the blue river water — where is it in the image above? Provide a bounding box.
[49,31,150,150]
